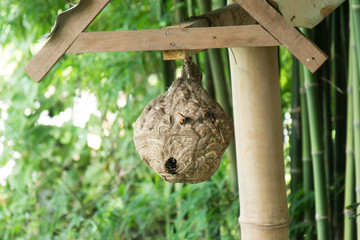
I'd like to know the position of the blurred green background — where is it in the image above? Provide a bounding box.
[1,0,356,239]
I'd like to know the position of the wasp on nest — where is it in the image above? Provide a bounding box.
[133,58,234,183]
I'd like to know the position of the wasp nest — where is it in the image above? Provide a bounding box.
[133,58,234,184]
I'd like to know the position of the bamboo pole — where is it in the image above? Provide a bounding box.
[290,57,303,195]
[299,63,315,240]
[300,27,330,240]
[313,25,333,238]
[350,0,360,237]
[302,60,330,240]
[331,10,346,239]
[173,0,185,23]
[204,51,215,97]
[339,4,349,78]
[343,34,355,240]
[158,0,175,91]
[290,58,303,240]
[229,47,289,239]
[351,0,360,72]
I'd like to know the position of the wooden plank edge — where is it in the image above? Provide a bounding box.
[234,0,327,73]
[66,25,281,54]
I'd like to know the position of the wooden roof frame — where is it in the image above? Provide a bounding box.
[25,0,328,83]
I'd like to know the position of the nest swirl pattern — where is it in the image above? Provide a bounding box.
[133,59,234,183]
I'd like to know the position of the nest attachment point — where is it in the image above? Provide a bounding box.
[133,58,234,184]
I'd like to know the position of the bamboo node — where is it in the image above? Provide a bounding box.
[344,209,355,216]
[290,168,302,173]
[355,187,360,192]
[346,149,354,154]
[311,150,324,156]
[304,219,315,225]
[299,87,305,94]
[347,86,353,93]
[352,4,360,9]
[238,217,289,229]
[353,121,360,127]
[290,107,301,113]
[315,214,328,221]
[302,157,312,162]
[304,81,318,89]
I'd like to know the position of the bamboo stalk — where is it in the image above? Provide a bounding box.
[322,78,333,216]
[339,3,349,80]
[351,0,360,72]
[159,0,176,91]
[229,47,289,239]
[173,0,185,23]
[301,27,330,239]
[208,49,231,115]
[343,30,355,240]
[312,24,333,237]
[290,57,302,198]
[204,51,215,97]
[302,68,330,240]
[331,9,347,239]
[299,63,315,240]
[290,57,303,240]
[350,0,360,237]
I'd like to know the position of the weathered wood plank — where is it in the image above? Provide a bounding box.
[66,25,280,54]
[235,0,327,73]
[24,0,111,82]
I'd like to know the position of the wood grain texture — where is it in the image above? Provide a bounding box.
[235,0,328,73]
[24,0,111,82]
[66,25,280,54]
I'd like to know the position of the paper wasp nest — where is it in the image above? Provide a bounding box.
[133,58,234,184]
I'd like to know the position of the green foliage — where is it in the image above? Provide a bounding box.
[288,188,315,238]
[0,1,240,239]
[279,46,292,117]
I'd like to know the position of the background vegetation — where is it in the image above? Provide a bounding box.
[0,1,240,239]
[0,0,358,239]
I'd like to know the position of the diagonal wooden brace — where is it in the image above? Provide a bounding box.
[234,0,327,73]
[24,0,111,83]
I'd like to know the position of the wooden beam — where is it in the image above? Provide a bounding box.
[235,0,327,73]
[66,25,280,54]
[24,0,111,83]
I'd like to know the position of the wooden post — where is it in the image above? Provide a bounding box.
[229,47,289,239]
